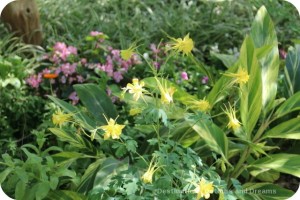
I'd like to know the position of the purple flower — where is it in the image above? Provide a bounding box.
[181,72,189,80]
[150,43,160,54]
[81,58,87,65]
[279,49,287,59]
[113,71,123,83]
[201,76,209,84]
[76,75,84,83]
[26,74,42,88]
[68,91,79,105]
[60,63,77,76]
[90,31,103,37]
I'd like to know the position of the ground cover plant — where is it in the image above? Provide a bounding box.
[1,0,300,200]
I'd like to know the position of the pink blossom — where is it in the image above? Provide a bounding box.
[279,49,287,59]
[202,76,209,84]
[67,46,77,55]
[68,91,79,105]
[26,74,42,88]
[150,43,160,54]
[60,63,77,76]
[76,75,84,83]
[113,71,123,83]
[90,31,103,37]
[181,72,189,80]
[81,58,87,65]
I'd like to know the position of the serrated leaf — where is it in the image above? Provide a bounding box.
[126,140,138,153]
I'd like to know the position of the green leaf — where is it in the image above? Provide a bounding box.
[242,182,294,200]
[250,169,280,182]
[74,84,117,124]
[126,140,138,153]
[207,63,239,107]
[46,190,87,200]
[185,114,228,160]
[77,159,102,194]
[49,128,86,149]
[284,44,300,96]
[142,77,195,105]
[250,6,280,116]
[48,96,95,130]
[211,51,238,68]
[239,36,262,136]
[124,179,138,195]
[249,154,300,178]
[0,168,13,184]
[264,118,300,139]
[35,182,51,200]
[49,176,59,190]
[15,180,26,200]
[274,92,300,119]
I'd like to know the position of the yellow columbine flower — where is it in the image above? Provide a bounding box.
[161,87,176,104]
[122,78,146,101]
[100,115,125,140]
[194,178,214,200]
[223,104,241,131]
[121,44,137,61]
[52,108,73,127]
[170,33,194,55]
[141,158,159,184]
[129,108,142,116]
[224,68,249,84]
[155,78,176,104]
[190,98,211,112]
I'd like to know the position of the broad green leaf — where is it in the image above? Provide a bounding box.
[49,128,92,151]
[263,118,300,139]
[207,63,239,107]
[0,168,13,184]
[239,36,262,136]
[35,182,51,200]
[48,96,95,130]
[15,180,26,200]
[185,114,228,159]
[211,51,238,68]
[250,6,280,116]
[249,154,300,178]
[74,84,117,124]
[45,190,87,200]
[284,45,300,96]
[274,92,300,119]
[242,182,294,200]
[250,169,279,182]
[77,159,103,194]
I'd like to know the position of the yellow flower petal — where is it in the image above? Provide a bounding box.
[100,116,125,140]
[52,108,72,127]
[170,33,194,55]
[194,178,214,200]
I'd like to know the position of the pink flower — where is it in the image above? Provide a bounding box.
[81,58,87,65]
[181,72,189,80]
[113,71,123,82]
[150,43,160,54]
[202,76,209,84]
[26,74,42,88]
[60,63,77,76]
[68,91,79,105]
[76,75,84,83]
[67,46,77,55]
[90,31,103,37]
[279,49,287,59]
